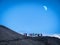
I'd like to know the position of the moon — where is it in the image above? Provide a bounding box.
[43,5,47,11]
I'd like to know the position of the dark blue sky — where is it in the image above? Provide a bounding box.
[0,0,60,35]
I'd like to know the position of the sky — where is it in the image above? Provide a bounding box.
[0,0,60,35]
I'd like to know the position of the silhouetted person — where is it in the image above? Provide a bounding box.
[24,33,27,36]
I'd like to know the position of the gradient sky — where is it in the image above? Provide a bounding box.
[0,0,60,35]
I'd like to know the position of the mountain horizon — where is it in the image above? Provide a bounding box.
[0,25,60,45]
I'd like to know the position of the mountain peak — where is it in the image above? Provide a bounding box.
[0,25,24,41]
[0,25,10,30]
[0,25,6,27]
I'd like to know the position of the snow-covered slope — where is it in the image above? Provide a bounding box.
[49,34,60,39]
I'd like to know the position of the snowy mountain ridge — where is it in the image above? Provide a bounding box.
[48,34,60,39]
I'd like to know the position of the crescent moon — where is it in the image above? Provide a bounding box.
[43,6,47,11]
